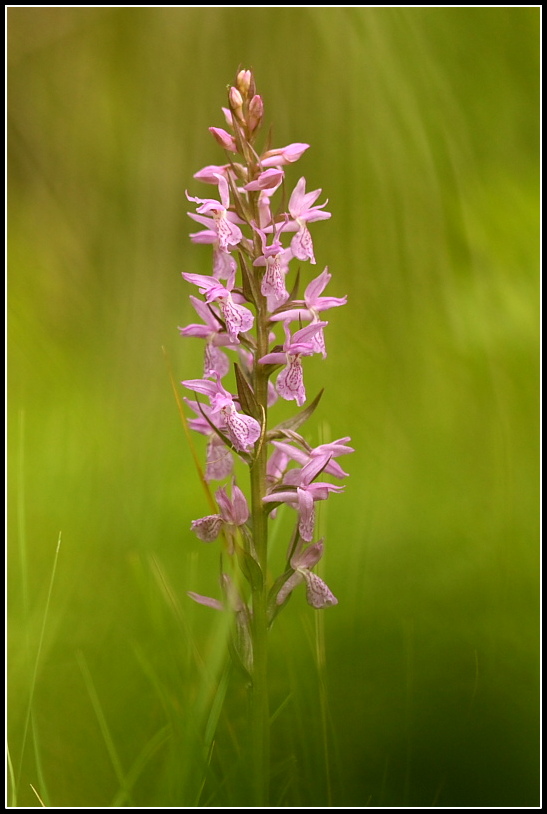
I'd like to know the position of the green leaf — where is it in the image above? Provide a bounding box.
[236,545,264,591]
[234,363,260,419]
[267,569,294,626]
[285,267,301,303]
[228,635,252,683]
[238,250,260,306]
[271,388,324,432]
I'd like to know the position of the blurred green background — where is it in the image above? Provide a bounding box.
[8,7,539,808]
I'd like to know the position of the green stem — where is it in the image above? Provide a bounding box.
[249,293,270,806]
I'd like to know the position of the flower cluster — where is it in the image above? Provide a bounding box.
[179,70,352,647]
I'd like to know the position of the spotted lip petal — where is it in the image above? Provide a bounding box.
[219,297,254,342]
[261,257,290,313]
[291,225,316,263]
[191,515,223,542]
[277,356,306,406]
[222,404,261,451]
[296,487,315,541]
[303,571,338,609]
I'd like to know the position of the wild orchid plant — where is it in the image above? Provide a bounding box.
[179,69,352,803]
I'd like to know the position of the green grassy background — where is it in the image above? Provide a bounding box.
[8,7,539,807]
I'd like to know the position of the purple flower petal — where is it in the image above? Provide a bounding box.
[187,592,224,611]
[219,297,254,341]
[261,143,310,168]
[261,257,289,312]
[206,435,234,481]
[297,487,315,542]
[209,127,237,153]
[231,483,250,525]
[204,343,230,379]
[302,571,338,609]
[276,571,305,605]
[292,541,324,570]
[222,404,261,451]
[191,514,223,542]
[277,356,306,406]
[291,226,316,263]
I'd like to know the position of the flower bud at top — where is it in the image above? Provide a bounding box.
[236,69,252,95]
[248,94,264,132]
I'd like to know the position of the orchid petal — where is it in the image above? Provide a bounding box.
[297,487,315,541]
[276,571,305,605]
[302,571,338,609]
[191,514,223,542]
[206,435,234,481]
[187,592,224,611]
[277,356,306,406]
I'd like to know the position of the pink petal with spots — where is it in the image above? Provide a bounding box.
[205,436,233,481]
[191,514,223,542]
[223,406,261,451]
[303,571,338,609]
[277,357,306,406]
[291,226,315,263]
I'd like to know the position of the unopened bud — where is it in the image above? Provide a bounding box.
[193,164,230,184]
[229,86,243,110]
[236,69,252,95]
[229,86,245,122]
[244,168,283,192]
[221,106,233,127]
[209,127,238,153]
[248,94,264,132]
[261,142,310,167]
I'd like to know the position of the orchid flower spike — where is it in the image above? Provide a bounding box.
[180,68,351,671]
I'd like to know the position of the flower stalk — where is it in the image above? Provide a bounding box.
[179,69,352,805]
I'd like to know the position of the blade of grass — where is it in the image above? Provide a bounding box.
[147,554,206,673]
[194,663,231,806]
[147,554,234,801]
[314,606,332,807]
[15,532,61,807]
[29,783,46,807]
[30,713,52,808]
[269,691,293,726]
[76,650,135,807]
[110,724,172,807]
[7,745,17,808]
